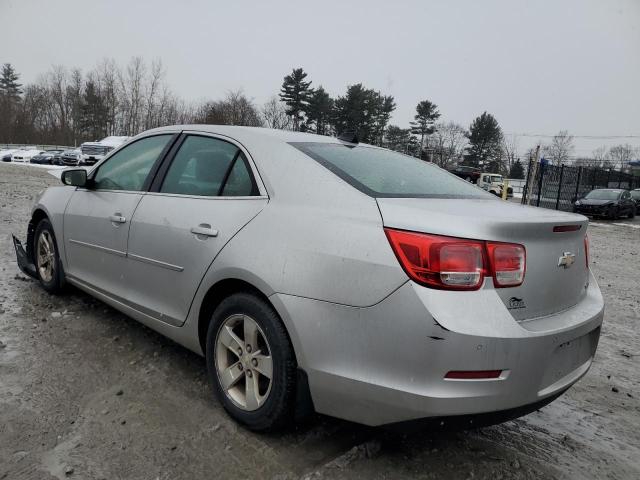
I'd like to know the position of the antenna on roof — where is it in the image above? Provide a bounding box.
[337,130,359,144]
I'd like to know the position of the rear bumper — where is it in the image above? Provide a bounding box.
[80,154,105,165]
[574,205,613,217]
[273,273,604,426]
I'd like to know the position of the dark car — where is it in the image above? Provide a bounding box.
[448,165,481,183]
[631,189,640,210]
[30,150,64,165]
[1,153,13,162]
[61,148,82,166]
[573,188,636,219]
[51,151,65,165]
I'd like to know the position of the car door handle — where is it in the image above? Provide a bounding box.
[190,224,218,237]
[109,214,126,224]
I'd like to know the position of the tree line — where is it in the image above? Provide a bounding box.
[1,60,636,177]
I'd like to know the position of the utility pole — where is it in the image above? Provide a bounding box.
[526,145,541,206]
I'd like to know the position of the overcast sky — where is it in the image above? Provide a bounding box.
[2,0,639,157]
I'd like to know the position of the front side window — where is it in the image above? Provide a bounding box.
[291,143,491,199]
[93,135,172,191]
[160,135,257,197]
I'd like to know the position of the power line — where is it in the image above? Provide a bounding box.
[505,133,640,139]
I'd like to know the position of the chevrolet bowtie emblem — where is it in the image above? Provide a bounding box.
[558,252,576,269]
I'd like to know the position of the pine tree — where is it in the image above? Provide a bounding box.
[279,68,312,131]
[333,84,395,144]
[80,80,109,140]
[0,63,23,141]
[508,159,525,179]
[465,112,503,169]
[0,63,23,98]
[305,86,334,135]
[384,125,412,152]
[410,100,440,153]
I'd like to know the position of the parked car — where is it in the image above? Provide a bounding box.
[61,148,82,166]
[631,189,640,210]
[13,126,603,432]
[477,172,513,197]
[80,136,130,165]
[51,150,65,166]
[12,149,44,163]
[0,148,19,162]
[448,165,481,183]
[30,150,64,165]
[573,188,636,219]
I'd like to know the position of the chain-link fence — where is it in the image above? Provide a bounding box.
[521,160,640,211]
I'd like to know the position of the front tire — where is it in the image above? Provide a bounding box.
[629,207,636,219]
[206,292,297,431]
[34,219,65,294]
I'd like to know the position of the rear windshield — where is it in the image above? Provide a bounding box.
[585,190,621,200]
[631,191,640,199]
[290,142,492,199]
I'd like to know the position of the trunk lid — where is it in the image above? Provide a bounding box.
[377,198,589,320]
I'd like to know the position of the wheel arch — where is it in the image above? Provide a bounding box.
[27,208,51,262]
[196,277,315,419]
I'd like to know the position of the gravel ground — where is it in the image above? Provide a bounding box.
[1,162,639,480]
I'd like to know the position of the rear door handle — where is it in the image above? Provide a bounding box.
[109,214,126,224]
[191,224,218,237]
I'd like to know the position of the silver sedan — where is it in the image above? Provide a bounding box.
[13,125,604,431]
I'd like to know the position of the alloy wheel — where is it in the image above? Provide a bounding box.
[36,231,55,283]
[214,314,273,411]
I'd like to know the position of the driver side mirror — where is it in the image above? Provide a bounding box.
[61,168,88,187]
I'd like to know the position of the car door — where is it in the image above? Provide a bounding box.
[125,134,268,326]
[63,133,176,300]
[621,190,633,214]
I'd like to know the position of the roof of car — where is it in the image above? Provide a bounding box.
[141,125,358,145]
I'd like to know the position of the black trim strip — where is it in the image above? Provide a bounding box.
[149,133,187,192]
[218,150,242,196]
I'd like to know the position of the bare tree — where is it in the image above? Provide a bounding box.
[609,144,636,170]
[200,90,263,126]
[431,122,467,168]
[543,130,574,166]
[261,96,291,130]
[143,58,164,129]
[501,133,519,171]
[118,57,146,135]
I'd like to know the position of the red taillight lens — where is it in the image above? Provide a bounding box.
[384,229,486,290]
[487,242,526,287]
[584,234,589,268]
[384,228,526,290]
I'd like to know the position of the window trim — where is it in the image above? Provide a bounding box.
[86,132,180,194]
[149,132,264,198]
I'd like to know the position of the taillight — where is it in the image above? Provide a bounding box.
[584,234,589,268]
[384,228,526,290]
[384,229,486,290]
[486,242,526,287]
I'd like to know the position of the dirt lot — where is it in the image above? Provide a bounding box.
[1,162,639,480]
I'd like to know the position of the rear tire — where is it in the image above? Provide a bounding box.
[629,207,636,219]
[206,292,297,431]
[33,219,65,294]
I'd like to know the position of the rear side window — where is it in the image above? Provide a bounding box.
[160,135,257,197]
[290,143,492,199]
